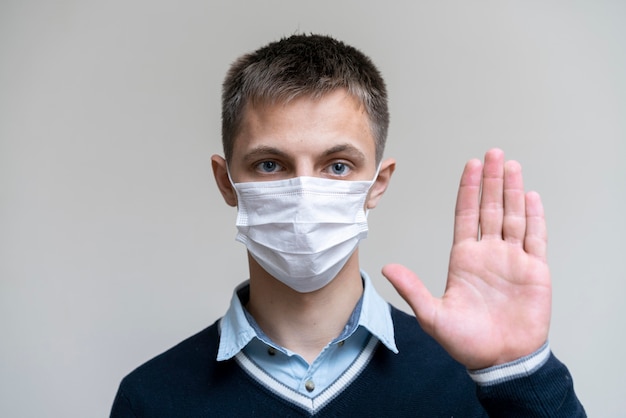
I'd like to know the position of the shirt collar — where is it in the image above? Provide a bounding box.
[358,270,398,353]
[217,270,398,361]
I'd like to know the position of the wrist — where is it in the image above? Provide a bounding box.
[467,341,550,386]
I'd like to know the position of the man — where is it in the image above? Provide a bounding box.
[111,34,585,416]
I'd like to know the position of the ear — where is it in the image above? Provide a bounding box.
[211,154,238,207]
[366,157,396,209]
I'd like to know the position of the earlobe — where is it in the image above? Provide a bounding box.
[366,157,396,209]
[211,155,238,207]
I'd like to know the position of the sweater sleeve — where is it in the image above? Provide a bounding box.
[474,351,586,417]
[109,385,138,418]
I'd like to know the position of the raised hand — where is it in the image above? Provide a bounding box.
[383,149,551,370]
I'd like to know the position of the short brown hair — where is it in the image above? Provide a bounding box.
[221,34,389,163]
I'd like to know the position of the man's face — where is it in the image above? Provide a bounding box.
[228,89,378,184]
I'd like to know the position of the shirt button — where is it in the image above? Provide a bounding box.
[304,380,315,392]
[338,340,345,347]
[267,347,276,356]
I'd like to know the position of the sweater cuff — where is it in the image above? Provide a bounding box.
[467,341,550,386]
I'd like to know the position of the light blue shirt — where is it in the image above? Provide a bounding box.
[217,270,551,396]
[217,271,398,397]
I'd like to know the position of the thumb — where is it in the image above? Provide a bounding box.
[382,263,438,335]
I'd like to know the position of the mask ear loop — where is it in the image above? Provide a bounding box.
[371,162,382,183]
[225,165,241,205]
[225,165,236,187]
[364,162,383,218]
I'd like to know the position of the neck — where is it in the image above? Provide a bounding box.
[246,251,363,364]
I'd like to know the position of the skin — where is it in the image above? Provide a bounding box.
[212,89,551,369]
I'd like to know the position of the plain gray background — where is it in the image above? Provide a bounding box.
[1,1,624,416]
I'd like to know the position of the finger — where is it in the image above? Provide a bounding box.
[382,263,439,334]
[502,160,526,244]
[453,159,482,244]
[479,149,505,239]
[524,191,548,261]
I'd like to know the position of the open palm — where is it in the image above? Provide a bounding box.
[383,149,551,370]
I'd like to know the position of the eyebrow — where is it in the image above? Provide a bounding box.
[242,146,290,164]
[322,143,367,164]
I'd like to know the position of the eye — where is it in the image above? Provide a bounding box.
[327,162,350,176]
[255,160,282,173]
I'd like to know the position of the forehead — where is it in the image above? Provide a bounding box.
[232,90,377,158]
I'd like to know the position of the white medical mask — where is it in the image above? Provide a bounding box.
[229,170,378,293]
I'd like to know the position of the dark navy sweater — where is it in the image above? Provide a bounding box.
[111,307,585,417]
